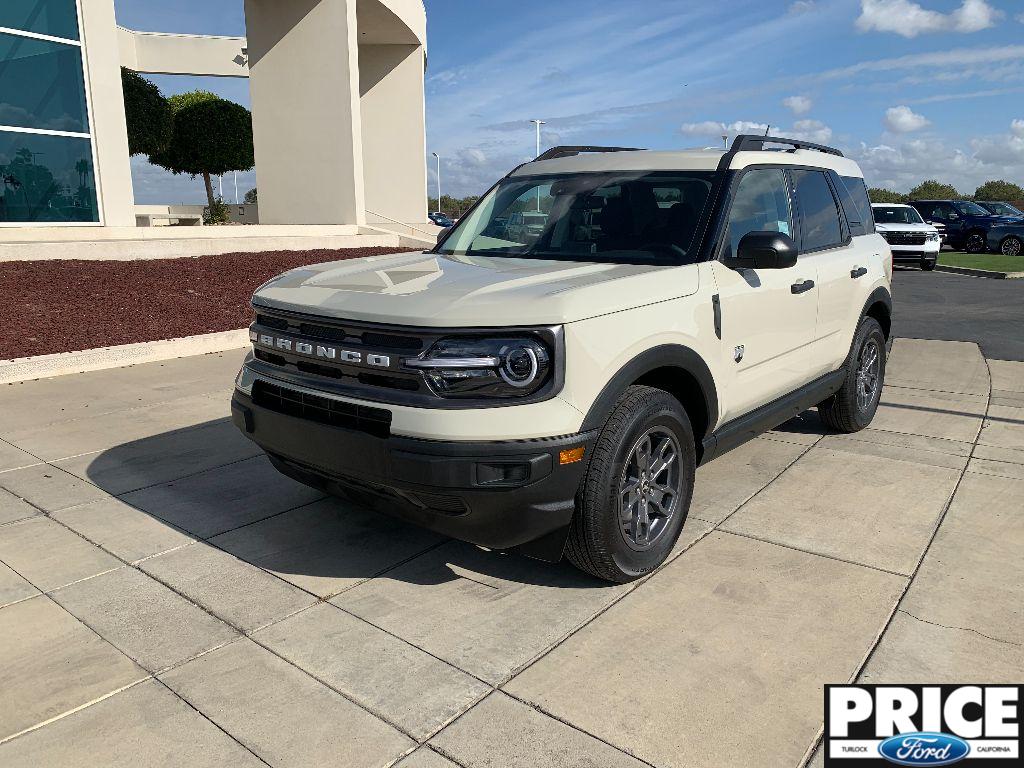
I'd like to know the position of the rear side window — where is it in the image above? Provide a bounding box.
[836,174,875,236]
[792,169,843,251]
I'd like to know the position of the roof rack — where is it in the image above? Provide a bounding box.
[533,145,645,163]
[730,134,844,157]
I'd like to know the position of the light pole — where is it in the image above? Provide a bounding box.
[431,152,441,215]
[529,119,546,211]
[721,134,728,149]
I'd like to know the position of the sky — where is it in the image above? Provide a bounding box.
[114,0,1024,204]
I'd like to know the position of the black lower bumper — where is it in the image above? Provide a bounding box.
[231,391,596,561]
[891,251,936,262]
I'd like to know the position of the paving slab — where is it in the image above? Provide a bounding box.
[0,439,38,473]
[0,561,39,607]
[860,611,1024,685]
[211,497,444,598]
[55,419,261,495]
[978,400,1024,452]
[255,603,490,741]
[334,540,630,684]
[395,748,461,768]
[967,457,1024,481]
[50,566,239,672]
[972,443,1024,465]
[872,386,987,443]
[821,426,973,460]
[431,692,649,768]
[120,454,323,539]
[0,679,265,768]
[723,446,960,575]
[885,339,989,396]
[160,639,414,768]
[691,436,808,525]
[899,471,1023,645]
[987,359,1024,394]
[817,431,969,471]
[0,596,146,741]
[140,543,317,632]
[505,532,907,768]
[0,349,246,434]
[2,393,232,462]
[51,496,194,563]
[0,517,122,591]
[0,486,39,526]
[0,464,108,512]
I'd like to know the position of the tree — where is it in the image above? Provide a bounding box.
[149,91,255,212]
[974,179,1024,201]
[121,69,172,157]
[867,187,906,204]
[244,187,258,204]
[907,180,959,200]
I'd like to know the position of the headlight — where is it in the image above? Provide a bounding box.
[926,232,940,241]
[405,336,552,398]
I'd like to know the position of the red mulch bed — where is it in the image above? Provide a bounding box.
[0,248,406,360]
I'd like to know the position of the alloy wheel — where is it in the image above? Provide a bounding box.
[965,233,986,254]
[617,428,682,550]
[856,339,881,412]
[1001,236,1022,257]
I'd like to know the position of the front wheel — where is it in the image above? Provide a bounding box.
[818,317,886,433]
[1000,235,1022,256]
[921,258,937,271]
[964,231,987,254]
[566,386,695,583]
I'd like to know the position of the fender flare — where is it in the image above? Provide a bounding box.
[860,286,892,336]
[579,344,719,439]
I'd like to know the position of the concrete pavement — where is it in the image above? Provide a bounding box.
[0,339,1021,767]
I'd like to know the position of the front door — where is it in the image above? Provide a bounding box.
[711,167,818,422]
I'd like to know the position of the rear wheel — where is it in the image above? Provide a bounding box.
[964,231,987,254]
[566,386,695,583]
[818,317,886,433]
[1000,235,1022,256]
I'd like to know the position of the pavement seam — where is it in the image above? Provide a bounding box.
[897,609,1022,648]
[797,348,996,768]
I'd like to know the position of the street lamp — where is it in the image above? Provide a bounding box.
[431,152,441,215]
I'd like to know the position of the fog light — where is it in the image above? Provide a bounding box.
[559,446,585,465]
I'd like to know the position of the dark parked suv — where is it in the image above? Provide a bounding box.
[909,200,1018,253]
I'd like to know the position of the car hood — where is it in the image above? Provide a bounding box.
[874,222,937,232]
[252,250,699,326]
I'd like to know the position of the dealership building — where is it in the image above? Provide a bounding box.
[0,0,429,255]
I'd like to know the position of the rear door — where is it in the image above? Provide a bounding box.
[710,167,818,421]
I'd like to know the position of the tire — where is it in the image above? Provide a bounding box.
[920,258,936,271]
[964,231,987,254]
[566,386,695,583]
[1000,235,1022,257]
[818,317,886,434]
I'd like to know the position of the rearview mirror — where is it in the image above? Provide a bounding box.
[731,231,798,270]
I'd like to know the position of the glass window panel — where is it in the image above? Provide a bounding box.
[0,32,89,133]
[726,168,794,258]
[0,0,80,41]
[0,130,97,223]
[792,169,842,251]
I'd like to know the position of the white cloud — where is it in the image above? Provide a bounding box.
[788,0,817,13]
[856,0,1002,38]
[680,120,770,137]
[789,119,833,143]
[783,95,813,115]
[884,105,930,132]
[1011,119,1024,137]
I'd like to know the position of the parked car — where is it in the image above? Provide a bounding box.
[233,135,892,583]
[429,211,455,227]
[908,199,1017,253]
[986,221,1024,256]
[976,201,1024,218]
[871,203,941,270]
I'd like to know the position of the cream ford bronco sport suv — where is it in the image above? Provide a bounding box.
[232,135,893,583]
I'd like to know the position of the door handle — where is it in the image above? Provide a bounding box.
[850,266,867,278]
[791,279,815,294]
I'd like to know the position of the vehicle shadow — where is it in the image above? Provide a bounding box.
[84,418,608,591]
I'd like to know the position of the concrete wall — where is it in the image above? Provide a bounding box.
[81,0,136,227]
[118,28,248,77]
[360,44,428,226]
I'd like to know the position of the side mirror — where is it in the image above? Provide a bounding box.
[731,231,798,270]
[437,226,450,244]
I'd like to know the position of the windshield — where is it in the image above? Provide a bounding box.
[872,206,924,225]
[952,201,991,216]
[436,171,715,263]
[980,202,1023,216]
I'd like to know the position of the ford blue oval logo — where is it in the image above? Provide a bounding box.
[878,732,971,766]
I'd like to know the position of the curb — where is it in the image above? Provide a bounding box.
[0,329,250,385]
[935,264,1024,279]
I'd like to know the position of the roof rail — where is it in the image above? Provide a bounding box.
[533,145,645,163]
[731,134,844,157]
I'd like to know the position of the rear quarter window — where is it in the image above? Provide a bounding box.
[837,174,875,236]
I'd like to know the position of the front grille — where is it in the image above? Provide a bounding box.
[252,380,392,438]
[256,314,289,331]
[299,323,350,343]
[882,231,927,245]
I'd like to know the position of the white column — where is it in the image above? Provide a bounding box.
[80,0,136,227]
[243,0,366,225]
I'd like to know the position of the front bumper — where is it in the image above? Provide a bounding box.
[888,243,940,261]
[231,389,596,561]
